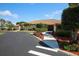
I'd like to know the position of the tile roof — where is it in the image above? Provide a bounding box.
[30,19,61,25]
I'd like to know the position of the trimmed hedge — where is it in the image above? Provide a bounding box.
[35,28,48,32]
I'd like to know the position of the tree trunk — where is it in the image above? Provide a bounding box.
[71,30,77,43]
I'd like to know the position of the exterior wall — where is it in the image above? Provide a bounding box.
[53,25,56,32]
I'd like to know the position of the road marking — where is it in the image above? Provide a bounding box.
[36,46,59,52]
[28,50,52,56]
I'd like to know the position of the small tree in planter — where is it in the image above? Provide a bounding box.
[62,3,79,43]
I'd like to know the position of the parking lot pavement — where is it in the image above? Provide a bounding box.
[0,32,70,56]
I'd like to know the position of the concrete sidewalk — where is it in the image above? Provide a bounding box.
[33,33,59,49]
[42,35,59,48]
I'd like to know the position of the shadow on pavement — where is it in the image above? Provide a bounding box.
[39,41,51,48]
[39,40,59,49]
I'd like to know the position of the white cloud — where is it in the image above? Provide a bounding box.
[45,14,49,17]
[52,10,62,16]
[12,14,19,18]
[0,10,12,16]
[0,10,19,18]
[45,10,63,19]
[45,14,52,19]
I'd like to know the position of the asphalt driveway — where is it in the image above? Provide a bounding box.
[0,32,69,56]
[0,32,40,56]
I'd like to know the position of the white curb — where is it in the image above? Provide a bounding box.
[33,35,43,41]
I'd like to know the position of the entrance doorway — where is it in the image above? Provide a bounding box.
[48,25,54,31]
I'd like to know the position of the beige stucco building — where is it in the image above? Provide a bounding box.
[30,19,61,32]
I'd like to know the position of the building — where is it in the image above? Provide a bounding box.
[30,19,61,32]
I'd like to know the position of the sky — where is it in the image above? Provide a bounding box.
[0,3,68,24]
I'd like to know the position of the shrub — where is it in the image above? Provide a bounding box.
[55,30,71,37]
[58,39,79,51]
[64,45,71,50]
[36,23,48,28]
[59,42,78,51]
[69,44,77,51]
[63,44,78,51]
[58,42,69,48]
[35,28,47,32]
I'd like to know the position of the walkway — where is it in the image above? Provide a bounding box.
[43,34,59,48]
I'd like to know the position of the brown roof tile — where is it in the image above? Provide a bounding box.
[30,19,61,25]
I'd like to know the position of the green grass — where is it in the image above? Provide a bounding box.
[0,32,4,35]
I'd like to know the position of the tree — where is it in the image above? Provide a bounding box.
[5,21,14,30]
[69,3,79,8]
[16,22,30,30]
[36,23,43,28]
[0,19,6,30]
[16,22,25,26]
[0,19,14,30]
[62,3,79,43]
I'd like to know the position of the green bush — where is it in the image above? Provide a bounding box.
[58,42,68,48]
[60,43,78,51]
[70,45,77,51]
[58,41,79,51]
[64,45,71,50]
[77,48,79,52]
[55,30,71,37]
[35,28,47,32]
[63,44,77,51]
[36,23,48,28]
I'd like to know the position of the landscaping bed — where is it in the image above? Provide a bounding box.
[53,30,79,55]
[33,30,79,55]
[33,31,44,40]
[55,35,79,55]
